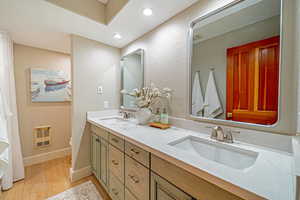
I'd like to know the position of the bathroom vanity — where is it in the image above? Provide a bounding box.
[87,111,294,200]
[87,1,297,199]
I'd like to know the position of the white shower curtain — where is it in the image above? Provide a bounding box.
[0,32,24,190]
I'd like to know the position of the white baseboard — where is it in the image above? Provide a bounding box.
[69,166,92,182]
[23,147,71,166]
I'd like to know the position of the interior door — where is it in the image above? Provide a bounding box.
[226,36,279,125]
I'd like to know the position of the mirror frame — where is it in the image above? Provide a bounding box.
[187,0,283,129]
[120,48,145,111]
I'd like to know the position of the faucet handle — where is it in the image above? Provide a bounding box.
[206,126,217,139]
[224,129,234,143]
[120,110,131,119]
[211,127,218,139]
[215,126,225,141]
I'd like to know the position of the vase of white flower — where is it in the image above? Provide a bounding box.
[121,83,172,125]
[135,108,152,125]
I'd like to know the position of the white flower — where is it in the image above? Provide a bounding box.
[163,88,172,93]
[121,82,173,109]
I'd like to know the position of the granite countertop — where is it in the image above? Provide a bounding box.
[87,110,296,200]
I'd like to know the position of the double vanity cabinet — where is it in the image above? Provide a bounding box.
[90,123,245,200]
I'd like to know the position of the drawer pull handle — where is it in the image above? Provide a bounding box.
[112,188,119,196]
[112,160,119,165]
[128,174,140,183]
[130,148,140,155]
[95,138,100,142]
[111,138,119,143]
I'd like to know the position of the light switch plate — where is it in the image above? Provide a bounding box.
[97,86,103,94]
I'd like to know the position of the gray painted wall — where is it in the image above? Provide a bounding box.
[122,0,298,135]
[14,44,71,158]
[71,35,120,170]
[296,0,300,134]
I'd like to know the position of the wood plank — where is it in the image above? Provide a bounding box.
[2,156,111,200]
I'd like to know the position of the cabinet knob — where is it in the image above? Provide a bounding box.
[128,174,140,183]
[227,112,233,118]
[130,148,140,155]
[112,160,119,165]
[111,188,119,196]
[111,138,119,143]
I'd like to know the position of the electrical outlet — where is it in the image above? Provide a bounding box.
[97,86,103,94]
[104,101,109,109]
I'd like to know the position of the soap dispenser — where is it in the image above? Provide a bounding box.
[154,108,161,123]
[160,108,169,124]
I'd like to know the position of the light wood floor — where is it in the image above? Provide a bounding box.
[2,156,111,200]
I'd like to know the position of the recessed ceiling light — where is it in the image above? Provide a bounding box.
[113,33,122,40]
[143,8,153,16]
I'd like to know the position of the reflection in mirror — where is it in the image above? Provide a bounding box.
[121,49,144,109]
[190,0,281,126]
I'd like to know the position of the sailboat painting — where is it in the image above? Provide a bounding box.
[31,68,71,102]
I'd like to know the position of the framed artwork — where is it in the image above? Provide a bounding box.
[31,68,71,102]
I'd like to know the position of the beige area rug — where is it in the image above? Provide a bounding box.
[47,181,102,200]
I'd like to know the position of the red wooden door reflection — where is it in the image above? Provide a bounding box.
[226,36,279,125]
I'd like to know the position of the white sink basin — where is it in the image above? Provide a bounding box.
[98,117,128,123]
[168,136,258,170]
[98,117,137,130]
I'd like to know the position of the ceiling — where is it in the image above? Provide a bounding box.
[193,0,280,43]
[0,0,198,54]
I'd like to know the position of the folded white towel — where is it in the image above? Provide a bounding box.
[204,70,223,118]
[192,72,204,116]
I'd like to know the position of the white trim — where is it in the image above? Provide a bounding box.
[69,166,91,182]
[23,147,71,166]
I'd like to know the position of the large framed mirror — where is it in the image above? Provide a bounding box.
[189,0,282,127]
[120,49,144,109]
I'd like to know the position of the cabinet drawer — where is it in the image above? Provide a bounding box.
[109,145,124,183]
[151,172,193,200]
[125,156,149,200]
[151,155,245,200]
[125,141,150,167]
[109,173,125,200]
[125,188,138,200]
[91,125,108,140]
[109,133,125,151]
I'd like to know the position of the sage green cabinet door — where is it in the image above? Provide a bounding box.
[91,134,101,181]
[91,133,109,190]
[91,134,97,173]
[100,139,108,187]
[96,136,101,181]
[151,173,194,200]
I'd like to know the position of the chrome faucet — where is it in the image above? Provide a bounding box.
[210,126,234,143]
[119,110,131,119]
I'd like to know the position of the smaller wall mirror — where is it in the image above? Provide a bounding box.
[189,0,281,126]
[120,49,144,109]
